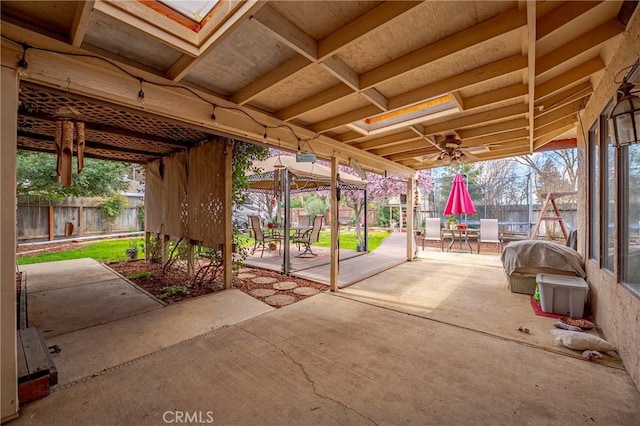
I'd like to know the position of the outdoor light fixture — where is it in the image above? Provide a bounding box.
[136,78,146,106]
[273,156,285,169]
[16,44,29,79]
[609,79,640,147]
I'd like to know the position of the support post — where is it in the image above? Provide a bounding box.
[330,157,339,292]
[144,232,150,261]
[187,240,195,279]
[283,170,291,275]
[48,205,54,241]
[363,188,369,252]
[78,206,83,235]
[406,178,415,260]
[223,140,233,289]
[1,62,19,422]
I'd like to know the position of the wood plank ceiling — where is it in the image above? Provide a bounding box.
[1,0,636,174]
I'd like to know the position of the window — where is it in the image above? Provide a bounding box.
[602,115,615,272]
[589,125,599,261]
[622,143,640,295]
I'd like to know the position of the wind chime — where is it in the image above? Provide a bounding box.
[53,106,85,187]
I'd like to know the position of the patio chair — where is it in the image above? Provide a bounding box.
[298,214,311,228]
[293,214,323,257]
[249,215,279,258]
[478,219,503,254]
[422,218,444,251]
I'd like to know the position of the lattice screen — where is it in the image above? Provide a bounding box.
[145,160,163,233]
[145,141,226,247]
[188,142,225,246]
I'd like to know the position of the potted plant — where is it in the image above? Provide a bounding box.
[125,240,139,261]
[446,216,457,230]
[356,235,366,252]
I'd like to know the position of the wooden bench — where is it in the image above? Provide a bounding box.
[17,328,58,404]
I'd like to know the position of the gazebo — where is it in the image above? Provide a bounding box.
[247,155,367,274]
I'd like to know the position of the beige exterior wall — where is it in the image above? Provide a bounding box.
[578,8,640,390]
[1,64,19,421]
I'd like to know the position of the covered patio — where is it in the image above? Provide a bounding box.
[2,0,640,421]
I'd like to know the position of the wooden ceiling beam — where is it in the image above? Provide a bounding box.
[536,1,600,41]
[311,105,381,133]
[533,124,576,150]
[317,1,422,60]
[533,116,577,140]
[276,84,353,121]
[526,1,536,154]
[360,7,526,89]
[70,1,94,47]
[231,56,311,105]
[461,129,530,148]
[18,130,165,158]
[337,131,366,143]
[536,57,604,100]
[536,19,624,77]
[309,56,527,134]
[252,4,318,61]
[166,1,264,81]
[361,88,388,111]
[353,130,420,150]
[371,139,429,157]
[533,99,586,128]
[386,148,436,162]
[422,103,528,135]
[457,118,529,140]
[463,84,528,110]
[321,55,361,91]
[389,54,527,110]
[534,81,592,112]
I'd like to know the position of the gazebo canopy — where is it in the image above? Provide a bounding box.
[247,156,367,193]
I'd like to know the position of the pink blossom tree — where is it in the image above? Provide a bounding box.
[342,169,434,241]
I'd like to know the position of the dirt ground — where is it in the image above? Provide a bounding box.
[108,259,326,307]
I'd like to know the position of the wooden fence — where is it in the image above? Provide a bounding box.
[17,195,143,241]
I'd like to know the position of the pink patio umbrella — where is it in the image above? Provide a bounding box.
[443,173,476,223]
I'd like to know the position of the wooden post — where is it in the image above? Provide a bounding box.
[330,156,339,292]
[187,240,195,279]
[1,62,19,422]
[162,234,169,266]
[77,206,83,236]
[48,205,54,241]
[406,178,415,260]
[223,140,233,289]
[144,232,150,261]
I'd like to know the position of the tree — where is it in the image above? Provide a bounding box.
[476,159,529,220]
[232,141,269,206]
[342,169,434,241]
[516,148,578,196]
[17,151,129,200]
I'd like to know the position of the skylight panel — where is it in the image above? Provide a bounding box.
[158,0,219,23]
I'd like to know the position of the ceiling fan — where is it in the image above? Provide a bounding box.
[420,134,486,167]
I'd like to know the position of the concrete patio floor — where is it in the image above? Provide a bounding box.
[12,254,640,425]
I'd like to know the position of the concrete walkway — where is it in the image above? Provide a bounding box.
[13,255,640,425]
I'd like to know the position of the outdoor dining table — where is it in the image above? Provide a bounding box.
[445,228,478,254]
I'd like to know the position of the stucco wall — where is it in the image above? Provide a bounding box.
[578,8,640,390]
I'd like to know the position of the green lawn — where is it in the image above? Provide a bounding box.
[17,230,391,265]
[17,238,144,265]
[314,230,390,251]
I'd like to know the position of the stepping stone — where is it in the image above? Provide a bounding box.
[237,268,252,274]
[293,287,320,296]
[237,273,257,279]
[252,277,278,284]
[264,294,296,307]
[273,281,298,291]
[249,289,276,298]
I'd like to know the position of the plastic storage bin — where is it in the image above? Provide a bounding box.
[536,273,588,318]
